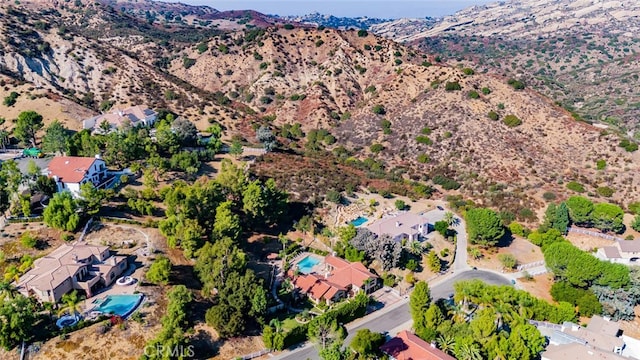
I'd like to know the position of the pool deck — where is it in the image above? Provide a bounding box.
[292,253,326,275]
[81,264,144,315]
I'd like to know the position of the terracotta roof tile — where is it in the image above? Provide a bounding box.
[380,331,456,360]
[47,156,99,183]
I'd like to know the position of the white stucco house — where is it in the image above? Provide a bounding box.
[47,155,108,197]
[82,105,157,133]
[367,212,432,242]
[597,239,640,264]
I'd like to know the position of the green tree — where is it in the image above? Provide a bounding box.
[229,139,243,157]
[350,329,385,359]
[410,281,432,336]
[216,159,247,198]
[566,196,594,226]
[43,191,80,231]
[434,220,449,236]
[308,316,342,349]
[465,208,505,247]
[591,202,625,233]
[319,341,348,360]
[195,238,247,296]
[427,250,441,272]
[41,120,69,154]
[394,199,406,210]
[13,111,44,146]
[78,182,109,215]
[146,256,171,285]
[212,200,241,240]
[0,294,37,350]
[632,214,640,232]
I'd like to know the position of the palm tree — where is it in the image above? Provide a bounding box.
[444,211,456,227]
[437,334,456,355]
[0,281,18,300]
[455,342,482,360]
[408,240,423,255]
[57,290,83,318]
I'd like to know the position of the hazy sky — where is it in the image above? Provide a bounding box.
[174,1,495,18]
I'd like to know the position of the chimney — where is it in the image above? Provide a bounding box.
[324,272,329,279]
[430,341,436,348]
[53,175,59,182]
[95,154,101,159]
[395,221,400,227]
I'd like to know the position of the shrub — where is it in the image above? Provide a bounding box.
[497,103,505,110]
[507,78,526,90]
[357,29,368,37]
[326,190,342,204]
[462,67,475,75]
[417,153,430,163]
[596,186,615,197]
[365,85,376,93]
[3,91,19,106]
[146,256,171,285]
[503,114,522,127]
[382,273,397,287]
[468,90,479,99]
[405,259,418,272]
[315,39,324,47]
[370,143,384,153]
[183,57,196,69]
[394,59,403,65]
[566,181,586,193]
[421,61,432,67]
[20,232,37,248]
[380,119,391,134]
[481,87,491,95]
[394,200,407,210]
[432,175,461,190]
[498,253,517,269]
[372,105,386,115]
[542,192,557,201]
[445,81,461,91]
[619,139,639,152]
[283,24,294,30]
[196,42,208,54]
[596,159,606,170]
[415,136,432,145]
[421,127,432,135]
[487,111,499,121]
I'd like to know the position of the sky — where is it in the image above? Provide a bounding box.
[175,1,495,18]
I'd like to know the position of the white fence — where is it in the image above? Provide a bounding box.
[238,349,270,360]
[568,227,625,242]
[517,260,544,271]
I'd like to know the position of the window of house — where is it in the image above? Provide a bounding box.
[110,272,115,280]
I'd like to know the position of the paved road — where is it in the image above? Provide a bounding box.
[275,270,511,360]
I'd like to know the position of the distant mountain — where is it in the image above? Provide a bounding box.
[273,12,399,29]
[369,0,640,135]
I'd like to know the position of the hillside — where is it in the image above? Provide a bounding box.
[367,0,640,136]
[0,0,638,217]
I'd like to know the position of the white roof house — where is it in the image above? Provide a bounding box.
[367,212,432,242]
[83,105,157,133]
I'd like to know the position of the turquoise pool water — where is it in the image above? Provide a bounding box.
[350,216,368,227]
[297,256,321,274]
[93,294,143,318]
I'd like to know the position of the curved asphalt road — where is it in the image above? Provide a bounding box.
[275,270,511,360]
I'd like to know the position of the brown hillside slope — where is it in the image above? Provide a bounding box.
[169,26,640,210]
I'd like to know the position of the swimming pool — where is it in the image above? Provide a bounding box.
[350,216,368,227]
[297,256,321,274]
[92,294,143,318]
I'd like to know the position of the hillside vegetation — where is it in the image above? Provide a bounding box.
[1,0,638,217]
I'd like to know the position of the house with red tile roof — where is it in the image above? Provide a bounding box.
[380,330,456,360]
[47,155,107,197]
[291,255,378,306]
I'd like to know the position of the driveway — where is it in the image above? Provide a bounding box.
[420,207,469,272]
